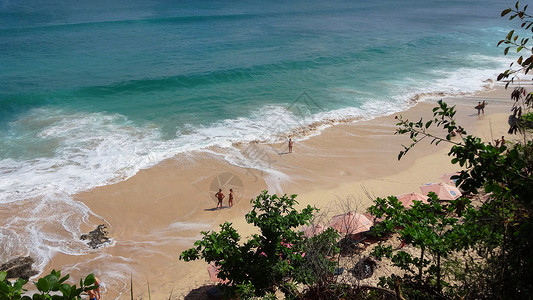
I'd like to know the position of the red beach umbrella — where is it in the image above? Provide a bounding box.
[439,172,461,186]
[362,212,384,224]
[301,224,327,238]
[207,262,229,284]
[396,192,429,208]
[420,182,462,201]
[329,212,373,235]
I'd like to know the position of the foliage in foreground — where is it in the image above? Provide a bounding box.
[372,95,532,298]
[180,191,340,299]
[369,192,468,299]
[365,3,533,298]
[0,270,97,300]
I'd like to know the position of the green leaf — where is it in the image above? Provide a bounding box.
[0,283,10,295]
[57,275,69,286]
[506,30,515,40]
[59,283,70,296]
[36,278,50,293]
[47,275,59,292]
[83,274,95,287]
[14,278,28,291]
[524,55,533,65]
[502,8,512,16]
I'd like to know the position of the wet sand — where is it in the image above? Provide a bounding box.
[44,87,514,299]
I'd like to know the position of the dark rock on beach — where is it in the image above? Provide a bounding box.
[80,224,110,249]
[0,256,38,280]
[351,256,378,280]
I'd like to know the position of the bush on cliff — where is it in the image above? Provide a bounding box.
[180,191,334,299]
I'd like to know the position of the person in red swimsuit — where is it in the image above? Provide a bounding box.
[87,277,101,300]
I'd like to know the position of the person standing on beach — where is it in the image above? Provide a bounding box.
[288,138,293,153]
[228,188,234,207]
[476,102,482,115]
[481,100,486,114]
[215,189,225,209]
[86,277,101,300]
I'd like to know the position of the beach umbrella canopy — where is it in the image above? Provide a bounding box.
[301,224,327,238]
[329,212,373,234]
[396,192,429,208]
[207,262,229,284]
[362,212,384,224]
[420,182,462,200]
[439,172,461,186]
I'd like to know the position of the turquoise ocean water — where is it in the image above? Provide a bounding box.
[0,0,512,272]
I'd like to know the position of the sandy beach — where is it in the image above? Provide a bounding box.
[41,87,515,299]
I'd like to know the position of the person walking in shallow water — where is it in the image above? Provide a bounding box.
[476,101,486,115]
[228,188,234,207]
[86,277,101,300]
[288,138,293,153]
[215,189,225,209]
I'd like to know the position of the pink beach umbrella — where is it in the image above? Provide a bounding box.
[420,182,462,201]
[301,224,327,238]
[439,172,461,186]
[207,262,230,284]
[396,192,429,208]
[329,212,373,235]
[362,212,384,224]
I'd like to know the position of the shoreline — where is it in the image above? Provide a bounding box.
[42,86,513,299]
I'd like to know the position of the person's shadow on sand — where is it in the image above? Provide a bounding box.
[204,207,228,211]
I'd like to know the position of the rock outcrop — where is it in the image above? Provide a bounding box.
[80,224,110,249]
[351,256,378,280]
[0,256,38,280]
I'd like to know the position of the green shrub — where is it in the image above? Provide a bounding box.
[0,270,97,300]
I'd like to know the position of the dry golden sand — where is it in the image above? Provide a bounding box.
[42,87,514,299]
